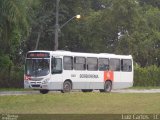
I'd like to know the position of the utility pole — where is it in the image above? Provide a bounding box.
[54,0,80,50]
[54,0,60,50]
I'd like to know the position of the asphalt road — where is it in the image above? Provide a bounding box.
[0,89,160,96]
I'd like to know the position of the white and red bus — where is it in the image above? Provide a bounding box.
[24,50,133,94]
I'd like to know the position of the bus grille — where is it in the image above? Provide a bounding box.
[31,78,43,81]
[31,85,40,87]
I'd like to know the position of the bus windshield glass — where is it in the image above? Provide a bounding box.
[25,59,50,77]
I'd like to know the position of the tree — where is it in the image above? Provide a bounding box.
[0,0,30,66]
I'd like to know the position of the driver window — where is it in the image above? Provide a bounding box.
[52,58,62,74]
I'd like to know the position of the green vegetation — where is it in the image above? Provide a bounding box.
[0,93,160,114]
[134,65,160,86]
[130,86,160,89]
[0,88,29,91]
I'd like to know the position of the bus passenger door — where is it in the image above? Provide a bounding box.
[50,57,63,90]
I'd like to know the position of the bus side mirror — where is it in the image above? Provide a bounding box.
[51,57,56,74]
[52,57,58,68]
[86,64,88,70]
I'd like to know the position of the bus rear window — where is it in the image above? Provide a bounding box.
[121,59,132,72]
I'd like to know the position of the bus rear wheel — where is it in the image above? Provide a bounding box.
[61,81,72,93]
[39,89,49,94]
[100,81,112,93]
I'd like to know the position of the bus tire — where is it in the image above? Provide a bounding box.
[100,81,112,93]
[104,81,112,92]
[39,89,49,94]
[61,81,72,93]
[82,89,93,92]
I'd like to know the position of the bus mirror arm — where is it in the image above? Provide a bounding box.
[51,57,57,66]
[84,64,86,69]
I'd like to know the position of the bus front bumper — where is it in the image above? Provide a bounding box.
[24,80,48,89]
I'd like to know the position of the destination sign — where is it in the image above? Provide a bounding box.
[27,52,50,58]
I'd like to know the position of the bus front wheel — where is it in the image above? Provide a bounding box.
[39,89,49,94]
[61,81,72,93]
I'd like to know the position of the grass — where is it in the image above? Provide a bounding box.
[1,86,160,91]
[0,93,160,114]
[0,88,31,91]
[130,86,160,89]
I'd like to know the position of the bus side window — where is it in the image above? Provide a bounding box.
[109,58,120,71]
[87,57,98,71]
[98,58,109,71]
[51,58,62,74]
[74,57,86,70]
[63,56,73,70]
[121,59,132,72]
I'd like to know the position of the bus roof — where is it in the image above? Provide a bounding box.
[28,50,132,59]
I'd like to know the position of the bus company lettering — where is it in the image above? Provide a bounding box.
[80,74,99,78]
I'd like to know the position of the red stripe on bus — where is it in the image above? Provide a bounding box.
[104,71,114,81]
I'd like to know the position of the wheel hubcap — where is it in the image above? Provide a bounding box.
[64,83,70,92]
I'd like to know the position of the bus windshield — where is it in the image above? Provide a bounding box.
[25,59,50,77]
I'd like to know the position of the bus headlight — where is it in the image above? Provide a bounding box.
[24,80,29,84]
[42,78,49,84]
